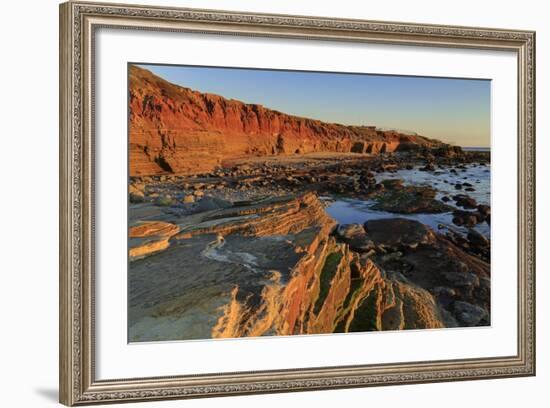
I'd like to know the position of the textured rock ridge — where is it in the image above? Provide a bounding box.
[212,239,445,339]
[127,193,464,342]
[129,65,448,176]
[129,221,180,260]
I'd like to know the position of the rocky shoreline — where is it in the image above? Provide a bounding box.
[128,149,491,341]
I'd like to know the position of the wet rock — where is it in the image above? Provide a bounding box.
[453,301,488,326]
[336,223,362,238]
[477,204,491,216]
[380,179,404,189]
[441,196,450,202]
[419,163,435,171]
[130,192,145,203]
[452,210,480,227]
[371,185,453,214]
[453,194,477,209]
[433,145,463,158]
[467,229,489,248]
[446,230,470,248]
[432,286,457,307]
[454,183,463,190]
[443,271,479,288]
[433,286,457,298]
[335,224,374,252]
[364,218,435,248]
[371,223,490,320]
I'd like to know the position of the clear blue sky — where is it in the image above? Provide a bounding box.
[137,63,491,148]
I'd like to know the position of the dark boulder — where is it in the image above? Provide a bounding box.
[452,210,480,227]
[364,218,435,248]
[453,194,477,209]
[467,229,490,248]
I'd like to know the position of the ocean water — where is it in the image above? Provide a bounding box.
[325,163,491,238]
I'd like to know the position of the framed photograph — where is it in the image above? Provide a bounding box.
[59,1,536,405]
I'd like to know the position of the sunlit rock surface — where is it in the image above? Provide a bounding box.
[128,193,488,342]
[129,65,448,176]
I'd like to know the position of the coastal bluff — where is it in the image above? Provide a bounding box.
[129,65,451,176]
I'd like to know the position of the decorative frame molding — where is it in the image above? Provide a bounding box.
[59,1,536,405]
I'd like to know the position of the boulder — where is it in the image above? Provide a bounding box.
[453,194,477,209]
[477,204,491,216]
[364,218,435,248]
[129,192,145,203]
[452,210,480,227]
[453,301,489,326]
[371,185,453,214]
[467,229,490,247]
[380,179,404,189]
[155,195,174,206]
[335,224,374,252]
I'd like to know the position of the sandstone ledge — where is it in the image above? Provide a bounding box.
[128,192,489,342]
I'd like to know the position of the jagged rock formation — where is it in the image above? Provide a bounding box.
[364,219,490,327]
[212,236,445,338]
[129,65,448,176]
[128,192,489,342]
[129,221,180,260]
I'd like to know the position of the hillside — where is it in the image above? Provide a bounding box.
[129,65,447,176]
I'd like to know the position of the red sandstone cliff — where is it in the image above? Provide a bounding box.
[129,65,445,176]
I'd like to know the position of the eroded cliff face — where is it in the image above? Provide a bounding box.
[129,65,446,176]
[126,192,486,342]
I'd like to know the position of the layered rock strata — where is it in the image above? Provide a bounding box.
[128,192,489,342]
[129,65,448,176]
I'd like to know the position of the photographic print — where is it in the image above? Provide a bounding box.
[127,63,491,342]
[59,4,535,403]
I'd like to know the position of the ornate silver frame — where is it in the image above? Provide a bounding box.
[59,1,536,405]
